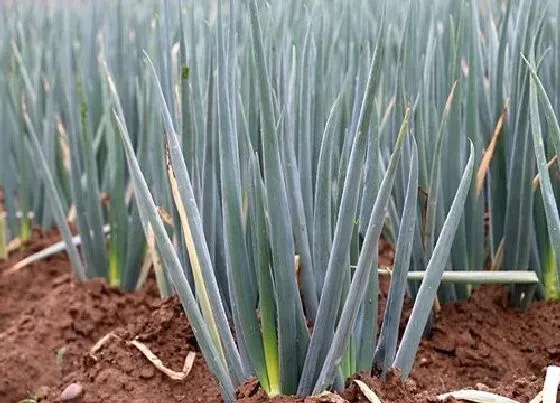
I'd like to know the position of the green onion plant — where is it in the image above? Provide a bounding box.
[2,0,560,401]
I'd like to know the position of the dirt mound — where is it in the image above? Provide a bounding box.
[237,286,559,403]
[0,230,220,402]
[0,231,558,402]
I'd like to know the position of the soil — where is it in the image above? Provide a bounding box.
[0,231,558,403]
[0,229,220,403]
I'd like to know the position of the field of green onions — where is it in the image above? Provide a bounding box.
[1,0,560,402]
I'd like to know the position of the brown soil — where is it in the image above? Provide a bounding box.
[0,230,221,403]
[237,284,559,403]
[0,232,558,403]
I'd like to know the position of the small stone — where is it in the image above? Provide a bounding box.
[139,367,155,379]
[418,357,432,367]
[60,382,84,402]
[405,378,417,392]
